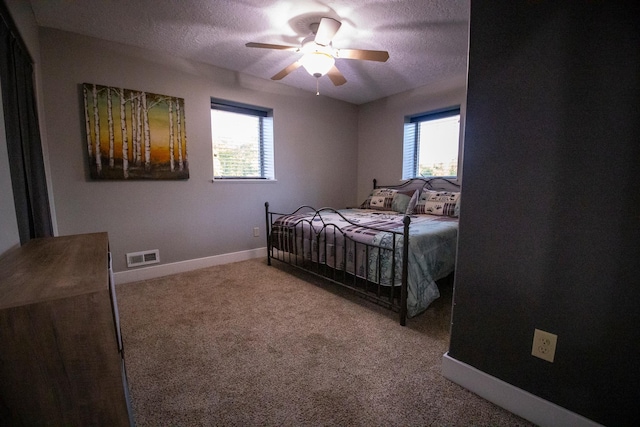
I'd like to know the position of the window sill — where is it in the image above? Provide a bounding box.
[211,179,277,183]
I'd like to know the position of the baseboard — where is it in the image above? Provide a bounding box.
[113,247,267,285]
[441,352,603,427]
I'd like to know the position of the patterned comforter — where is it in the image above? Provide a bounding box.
[270,208,458,317]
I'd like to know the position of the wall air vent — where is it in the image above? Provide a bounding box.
[126,249,160,268]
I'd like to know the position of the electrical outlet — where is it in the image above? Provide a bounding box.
[531,328,557,362]
[253,227,260,237]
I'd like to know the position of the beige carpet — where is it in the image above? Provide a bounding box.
[117,258,533,426]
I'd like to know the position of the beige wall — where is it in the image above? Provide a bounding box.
[38,28,359,271]
[0,81,20,255]
[8,21,467,271]
[356,75,467,202]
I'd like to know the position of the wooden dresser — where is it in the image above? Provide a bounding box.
[0,232,133,426]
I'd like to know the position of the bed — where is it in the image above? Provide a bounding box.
[264,177,460,325]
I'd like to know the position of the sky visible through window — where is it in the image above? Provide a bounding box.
[211,109,260,177]
[418,115,459,177]
[211,110,259,147]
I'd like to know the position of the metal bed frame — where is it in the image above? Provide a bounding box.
[264,178,458,326]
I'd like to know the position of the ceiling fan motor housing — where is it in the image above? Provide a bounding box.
[301,35,329,52]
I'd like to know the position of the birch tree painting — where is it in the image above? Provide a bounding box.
[82,83,189,180]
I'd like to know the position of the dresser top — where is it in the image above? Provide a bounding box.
[0,233,109,309]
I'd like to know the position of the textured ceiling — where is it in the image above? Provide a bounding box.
[29,0,470,105]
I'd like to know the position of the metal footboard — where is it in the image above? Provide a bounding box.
[265,202,410,325]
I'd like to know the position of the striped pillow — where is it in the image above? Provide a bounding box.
[360,188,416,213]
[413,190,460,217]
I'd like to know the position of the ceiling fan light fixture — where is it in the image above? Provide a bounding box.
[300,52,335,77]
[246,16,387,89]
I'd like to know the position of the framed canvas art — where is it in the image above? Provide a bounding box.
[82,83,189,180]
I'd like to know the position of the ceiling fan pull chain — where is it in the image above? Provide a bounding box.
[316,78,320,96]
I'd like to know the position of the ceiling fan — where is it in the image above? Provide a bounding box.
[246,17,389,88]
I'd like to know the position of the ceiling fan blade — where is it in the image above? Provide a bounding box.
[271,61,302,80]
[336,48,390,62]
[314,17,341,46]
[326,65,347,86]
[246,42,299,52]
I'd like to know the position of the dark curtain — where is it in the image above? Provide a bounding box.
[0,3,52,244]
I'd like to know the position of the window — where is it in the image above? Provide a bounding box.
[211,98,274,180]
[402,107,461,180]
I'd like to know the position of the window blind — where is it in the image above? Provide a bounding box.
[402,122,417,180]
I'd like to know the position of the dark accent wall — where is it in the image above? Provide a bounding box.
[448,2,639,426]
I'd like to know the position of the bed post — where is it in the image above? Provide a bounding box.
[400,215,410,326]
[265,202,271,266]
[373,178,377,189]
